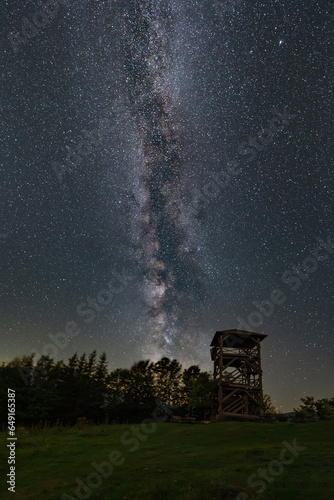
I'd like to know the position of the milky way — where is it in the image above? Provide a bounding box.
[122,0,205,359]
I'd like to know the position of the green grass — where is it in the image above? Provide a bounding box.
[0,421,333,500]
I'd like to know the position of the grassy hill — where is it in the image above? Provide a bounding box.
[0,420,333,500]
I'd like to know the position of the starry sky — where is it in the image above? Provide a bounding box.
[0,0,333,411]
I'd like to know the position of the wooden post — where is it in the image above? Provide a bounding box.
[256,336,265,416]
[218,333,223,414]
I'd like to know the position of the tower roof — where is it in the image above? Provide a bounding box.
[210,329,267,348]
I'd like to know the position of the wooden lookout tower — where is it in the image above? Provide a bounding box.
[210,329,267,421]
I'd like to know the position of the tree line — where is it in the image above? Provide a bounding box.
[1,351,332,426]
[0,351,216,426]
[293,396,334,422]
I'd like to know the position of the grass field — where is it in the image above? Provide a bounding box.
[0,420,333,500]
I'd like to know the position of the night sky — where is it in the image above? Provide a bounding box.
[0,0,333,412]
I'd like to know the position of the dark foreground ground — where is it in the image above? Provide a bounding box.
[0,420,333,499]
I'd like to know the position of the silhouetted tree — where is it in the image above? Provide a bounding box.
[188,372,216,420]
[179,365,201,412]
[263,393,277,421]
[293,396,318,422]
[153,357,182,406]
[315,398,334,420]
